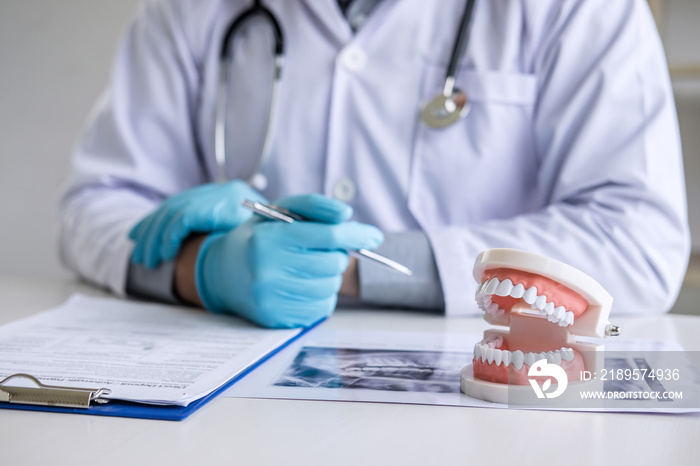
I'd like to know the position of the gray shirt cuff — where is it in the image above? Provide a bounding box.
[126,260,180,304]
[358,231,445,312]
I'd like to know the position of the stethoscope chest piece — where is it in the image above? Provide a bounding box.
[420,88,470,129]
[420,0,477,130]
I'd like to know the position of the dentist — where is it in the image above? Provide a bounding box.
[58,0,689,327]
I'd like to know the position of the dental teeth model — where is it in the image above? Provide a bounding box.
[461,249,619,404]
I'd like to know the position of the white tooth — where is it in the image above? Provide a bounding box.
[512,350,525,370]
[555,307,566,326]
[553,306,565,319]
[492,307,506,318]
[502,350,511,367]
[487,302,499,315]
[484,334,502,348]
[547,351,562,365]
[495,279,513,297]
[493,349,503,366]
[524,352,536,368]
[473,344,481,360]
[535,295,547,310]
[565,311,574,325]
[486,347,495,364]
[539,307,548,317]
[547,313,558,323]
[510,283,525,299]
[484,278,499,295]
[560,348,574,361]
[544,302,554,316]
[475,284,488,301]
[523,287,538,304]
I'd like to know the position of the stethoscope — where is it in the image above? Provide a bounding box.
[215,0,477,189]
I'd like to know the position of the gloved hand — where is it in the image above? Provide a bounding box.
[195,194,384,328]
[129,180,266,268]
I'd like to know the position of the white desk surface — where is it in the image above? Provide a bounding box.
[1,275,699,466]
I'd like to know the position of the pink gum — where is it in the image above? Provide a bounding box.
[473,348,584,385]
[482,268,588,319]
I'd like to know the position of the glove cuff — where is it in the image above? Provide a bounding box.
[195,232,228,313]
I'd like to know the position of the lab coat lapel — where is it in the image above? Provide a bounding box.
[300,0,353,45]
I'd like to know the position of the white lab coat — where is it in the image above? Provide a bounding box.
[59,0,690,315]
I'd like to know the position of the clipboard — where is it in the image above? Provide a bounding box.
[0,319,320,421]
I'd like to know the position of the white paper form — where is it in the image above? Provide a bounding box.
[0,295,301,406]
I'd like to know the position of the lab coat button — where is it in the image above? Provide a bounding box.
[341,47,367,71]
[333,178,356,202]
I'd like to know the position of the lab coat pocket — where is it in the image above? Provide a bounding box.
[409,68,539,230]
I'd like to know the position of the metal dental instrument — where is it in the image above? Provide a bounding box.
[242,199,413,276]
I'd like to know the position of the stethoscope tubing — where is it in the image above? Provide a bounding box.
[216,0,477,183]
[215,1,284,186]
[443,0,476,96]
[220,0,283,58]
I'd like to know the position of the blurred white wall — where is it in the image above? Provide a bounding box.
[663,0,700,251]
[0,0,698,281]
[0,0,140,277]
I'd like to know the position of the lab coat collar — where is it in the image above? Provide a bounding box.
[299,0,401,46]
[300,0,354,45]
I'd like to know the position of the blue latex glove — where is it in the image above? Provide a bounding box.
[195,194,384,328]
[129,180,266,268]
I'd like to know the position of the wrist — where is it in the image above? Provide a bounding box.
[174,235,207,307]
[340,256,359,297]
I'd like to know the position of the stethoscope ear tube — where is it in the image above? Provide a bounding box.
[220,2,284,59]
[247,54,283,191]
[214,64,230,183]
[215,1,285,185]
[444,0,476,91]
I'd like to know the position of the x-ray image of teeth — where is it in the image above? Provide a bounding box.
[272,347,471,393]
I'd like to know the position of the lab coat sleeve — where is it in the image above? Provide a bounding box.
[126,260,179,304]
[358,231,444,311]
[426,0,690,316]
[57,0,205,296]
